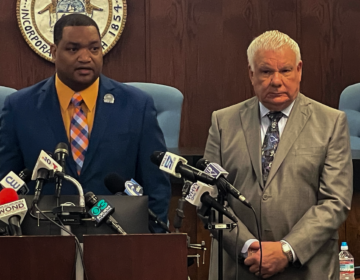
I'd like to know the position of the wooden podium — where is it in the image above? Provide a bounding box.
[0,235,76,280]
[0,234,188,280]
[83,234,188,280]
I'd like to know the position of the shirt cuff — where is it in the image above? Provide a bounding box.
[241,239,259,258]
[281,240,297,262]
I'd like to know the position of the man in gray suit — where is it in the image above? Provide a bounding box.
[203,30,352,279]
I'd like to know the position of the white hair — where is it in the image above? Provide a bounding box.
[247,30,301,70]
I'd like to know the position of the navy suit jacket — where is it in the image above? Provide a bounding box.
[0,75,171,224]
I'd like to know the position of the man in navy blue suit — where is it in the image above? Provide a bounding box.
[0,14,171,230]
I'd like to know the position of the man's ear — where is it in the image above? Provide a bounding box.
[297,60,303,82]
[248,64,254,85]
[50,44,57,63]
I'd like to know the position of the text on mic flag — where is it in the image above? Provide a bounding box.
[204,163,229,179]
[0,171,29,194]
[0,199,28,225]
[31,150,63,180]
[88,199,115,225]
[186,181,218,207]
[160,152,187,178]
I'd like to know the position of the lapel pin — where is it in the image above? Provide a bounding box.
[104,93,115,104]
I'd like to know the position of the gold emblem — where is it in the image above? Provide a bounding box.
[16,0,126,62]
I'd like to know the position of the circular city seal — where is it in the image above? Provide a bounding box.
[16,0,126,62]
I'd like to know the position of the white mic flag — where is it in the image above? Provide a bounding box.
[32,150,63,180]
[185,181,218,207]
[0,171,29,195]
[0,198,28,225]
[159,152,187,178]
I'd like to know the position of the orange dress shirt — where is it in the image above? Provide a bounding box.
[55,75,99,141]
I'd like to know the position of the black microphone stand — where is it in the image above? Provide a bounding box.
[173,179,192,233]
[218,193,224,280]
[54,143,69,207]
[201,185,237,280]
[8,216,22,236]
[177,179,208,271]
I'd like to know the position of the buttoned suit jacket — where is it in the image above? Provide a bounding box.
[204,93,353,280]
[0,75,171,223]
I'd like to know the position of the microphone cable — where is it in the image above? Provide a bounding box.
[252,205,263,278]
[33,204,89,280]
[234,205,262,280]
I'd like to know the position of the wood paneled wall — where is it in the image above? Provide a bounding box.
[3,0,360,148]
[2,1,360,279]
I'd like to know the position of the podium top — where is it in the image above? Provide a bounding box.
[16,195,150,242]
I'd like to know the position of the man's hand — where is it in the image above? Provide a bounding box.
[244,241,288,278]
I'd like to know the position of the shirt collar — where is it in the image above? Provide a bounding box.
[259,99,296,118]
[55,74,99,112]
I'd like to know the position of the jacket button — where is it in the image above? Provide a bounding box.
[263,194,268,201]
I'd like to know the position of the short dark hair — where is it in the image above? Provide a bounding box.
[53,14,101,45]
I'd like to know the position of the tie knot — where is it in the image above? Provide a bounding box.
[267,111,283,122]
[71,93,83,107]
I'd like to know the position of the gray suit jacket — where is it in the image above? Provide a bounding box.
[204,93,353,280]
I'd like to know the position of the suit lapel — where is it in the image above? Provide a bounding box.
[239,98,264,189]
[38,76,78,176]
[81,75,120,174]
[264,94,312,188]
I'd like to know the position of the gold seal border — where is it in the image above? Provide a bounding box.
[31,0,113,47]
[16,1,50,61]
[16,0,127,63]
[103,1,127,57]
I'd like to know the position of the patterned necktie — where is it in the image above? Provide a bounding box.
[261,111,283,184]
[70,93,89,175]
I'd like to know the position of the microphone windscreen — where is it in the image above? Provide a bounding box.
[196,158,208,170]
[19,168,32,183]
[0,188,19,205]
[54,142,69,156]
[150,151,165,166]
[84,191,97,207]
[104,173,126,194]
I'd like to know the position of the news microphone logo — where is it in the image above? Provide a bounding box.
[0,171,29,195]
[31,150,63,180]
[163,155,174,169]
[185,181,218,206]
[185,183,200,202]
[88,199,114,224]
[0,198,28,224]
[159,152,188,178]
[125,179,144,196]
[204,163,229,179]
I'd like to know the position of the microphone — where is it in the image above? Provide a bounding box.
[54,142,69,170]
[186,181,238,223]
[124,179,144,196]
[85,191,126,235]
[54,143,69,205]
[32,168,49,206]
[104,173,171,233]
[0,188,28,236]
[196,159,252,208]
[150,151,216,184]
[104,173,126,195]
[0,169,32,195]
[19,168,32,182]
[31,150,63,180]
[173,180,192,232]
[186,181,218,206]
